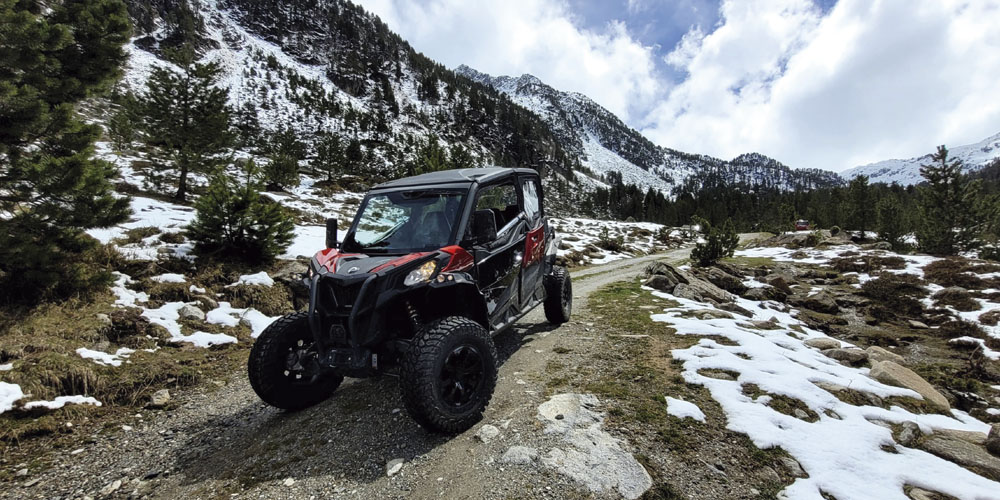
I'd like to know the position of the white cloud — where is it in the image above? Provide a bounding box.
[642,0,1000,172]
[356,0,663,123]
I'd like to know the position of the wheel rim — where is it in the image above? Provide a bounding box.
[439,345,486,408]
[284,337,322,386]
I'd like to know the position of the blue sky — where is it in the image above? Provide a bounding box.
[360,0,1000,172]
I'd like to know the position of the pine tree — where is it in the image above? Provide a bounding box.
[0,0,131,304]
[186,160,294,263]
[313,133,345,182]
[345,138,364,174]
[137,48,233,201]
[848,175,873,237]
[690,217,739,267]
[917,146,984,255]
[262,153,298,191]
[876,195,907,251]
[107,88,140,152]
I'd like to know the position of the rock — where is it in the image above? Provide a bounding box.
[674,280,734,305]
[500,446,538,465]
[690,309,734,320]
[475,424,500,443]
[764,275,794,294]
[283,477,295,486]
[867,241,893,250]
[804,338,841,350]
[778,455,807,478]
[936,428,988,446]
[149,389,170,408]
[537,394,652,499]
[897,421,921,446]
[386,458,404,477]
[95,313,112,327]
[987,424,1000,457]
[800,291,840,314]
[793,409,809,420]
[869,361,950,412]
[822,348,868,366]
[192,294,219,310]
[908,487,940,500]
[15,468,27,477]
[908,320,930,330]
[644,262,688,284]
[742,286,787,303]
[177,304,205,321]
[700,267,748,295]
[919,434,1000,480]
[100,479,122,496]
[643,275,677,293]
[866,346,904,365]
[717,302,754,317]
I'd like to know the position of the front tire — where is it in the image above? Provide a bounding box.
[400,316,498,434]
[248,312,343,411]
[543,266,572,324]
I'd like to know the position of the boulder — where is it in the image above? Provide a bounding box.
[936,428,988,446]
[690,309,734,320]
[897,421,921,447]
[643,275,677,293]
[869,361,950,412]
[866,346,904,365]
[919,434,1000,480]
[742,286,786,303]
[800,291,840,314]
[822,348,868,366]
[717,302,754,317]
[699,267,748,295]
[675,279,735,305]
[192,294,219,310]
[987,424,1000,457]
[907,320,930,330]
[764,275,794,294]
[804,338,841,350]
[178,304,205,321]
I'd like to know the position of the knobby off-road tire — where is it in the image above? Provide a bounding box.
[248,312,343,411]
[400,316,498,434]
[543,265,572,324]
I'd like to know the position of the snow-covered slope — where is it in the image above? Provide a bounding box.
[457,65,843,194]
[843,132,1000,185]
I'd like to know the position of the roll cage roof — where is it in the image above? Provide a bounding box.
[372,167,539,190]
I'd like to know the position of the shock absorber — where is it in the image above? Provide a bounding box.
[405,300,422,332]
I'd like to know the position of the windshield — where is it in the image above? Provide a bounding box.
[342,190,466,254]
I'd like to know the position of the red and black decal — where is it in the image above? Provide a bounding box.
[523,225,545,267]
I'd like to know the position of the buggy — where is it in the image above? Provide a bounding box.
[248,168,572,433]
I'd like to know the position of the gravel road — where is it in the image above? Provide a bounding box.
[4,248,690,500]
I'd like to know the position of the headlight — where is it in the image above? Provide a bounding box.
[404,260,438,286]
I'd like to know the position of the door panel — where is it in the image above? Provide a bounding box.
[519,178,544,308]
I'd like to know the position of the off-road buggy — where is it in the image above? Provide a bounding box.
[248,167,572,433]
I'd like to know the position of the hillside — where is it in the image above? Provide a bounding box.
[456,66,844,194]
[843,131,1000,185]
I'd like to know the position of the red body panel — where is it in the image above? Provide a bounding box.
[440,245,475,272]
[314,249,361,273]
[523,225,545,268]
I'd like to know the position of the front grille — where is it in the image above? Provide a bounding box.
[332,283,362,308]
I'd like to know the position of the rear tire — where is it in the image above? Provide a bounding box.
[248,312,343,411]
[543,266,572,324]
[400,316,498,434]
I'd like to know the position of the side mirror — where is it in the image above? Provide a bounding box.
[325,218,338,249]
[470,209,497,245]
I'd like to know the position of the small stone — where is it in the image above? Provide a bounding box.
[500,446,539,465]
[192,294,219,310]
[15,468,27,477]
[908,487,938,500]
[897,421,922,447]
[95,313,112,326]
[283,477,295,487]
[793,409,809,420]
[149,389,170,408]
[475,424,500,443]
[778,456,807,478]
[70,448,84,455]
[822,348,868,365]
[804,337,840,350]
[908,320,929,329]
[177,304,205,321]
[122,425,133,432]
[386,458,404,477]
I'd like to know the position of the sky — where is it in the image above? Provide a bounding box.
[357,0,1000,173]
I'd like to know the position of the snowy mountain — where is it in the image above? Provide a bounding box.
[842,131,1000,185]
[456,66,844,193]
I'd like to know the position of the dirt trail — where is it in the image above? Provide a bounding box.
[3,248,690,500]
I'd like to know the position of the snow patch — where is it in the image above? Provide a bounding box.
[76,347,135,367]
[665,397,706,422]
[23,396,102,410]
[150,273,186,283]
[229,271,274,287]
[0,382,24,414]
